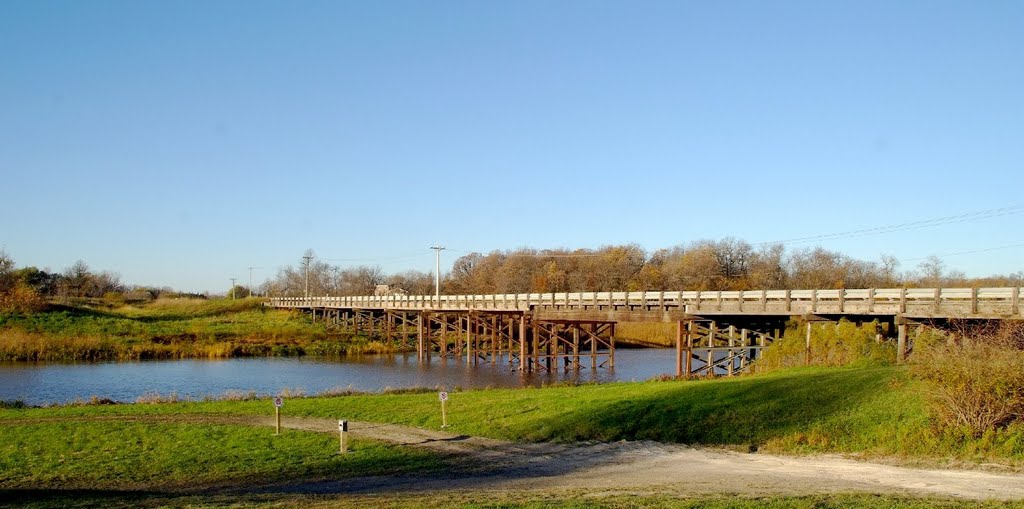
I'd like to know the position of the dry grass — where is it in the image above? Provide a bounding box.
[615,321,675,347]
[911,323,1024,436]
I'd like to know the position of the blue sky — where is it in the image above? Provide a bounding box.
[2,0,1022,292]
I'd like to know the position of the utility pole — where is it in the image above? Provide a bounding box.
[302,254,313,299]
[429,246,446,301]
[248,266,256,298]
[229,278,237,300]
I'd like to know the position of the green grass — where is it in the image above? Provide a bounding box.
[4,367,1024,508]
[0,298,399,361]
[5,366,1023,465]
[0,421,447,491]
[4,491,1023,509]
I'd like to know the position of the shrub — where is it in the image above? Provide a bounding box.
[755,319,895,372]
[911,325,1024,437]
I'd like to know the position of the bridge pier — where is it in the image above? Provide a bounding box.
[674,319,780,378]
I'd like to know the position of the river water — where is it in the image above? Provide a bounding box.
[0,348,691,405]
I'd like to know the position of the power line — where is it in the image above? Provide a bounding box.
[317,251,427,263]
[446,248,610,258]
[757,204,1024,246]
[902,241,1024,263]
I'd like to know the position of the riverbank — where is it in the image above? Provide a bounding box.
[0,298,401,361]
[5,365,1023,466]
[3,366,1024,508]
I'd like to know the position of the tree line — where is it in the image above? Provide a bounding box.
[263,240,1023,297]
[0,251,201,312]
[3,238,1022,310]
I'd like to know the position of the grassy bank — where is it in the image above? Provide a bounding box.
[0,298,398,361]
[5,366,1023,466]
[4,366,1024,507]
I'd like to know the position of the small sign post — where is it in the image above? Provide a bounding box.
[338,420,348,454]
[273,397,283,435]
[438,391,449,428]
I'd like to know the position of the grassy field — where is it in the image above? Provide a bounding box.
[4,366,1022,465]
[0,421,446,491]
[3,365,1024,508]
[0,298,398,361]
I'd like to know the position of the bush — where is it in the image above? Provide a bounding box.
[756,319,895,372]
[911,326,1024,437]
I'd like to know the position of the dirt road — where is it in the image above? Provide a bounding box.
[257,415,1024,501]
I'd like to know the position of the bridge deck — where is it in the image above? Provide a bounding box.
[269,287,1022,321]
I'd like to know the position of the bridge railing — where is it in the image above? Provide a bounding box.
[268,286,1023,318]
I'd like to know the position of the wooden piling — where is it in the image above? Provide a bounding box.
[897,322,907,364]
[675,320,684,378]
[685,320,694,378]
[805,322,812,365]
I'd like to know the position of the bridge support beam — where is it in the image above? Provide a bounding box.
[897,320,908,364]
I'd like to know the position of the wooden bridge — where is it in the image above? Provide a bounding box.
[269,287,1022,376]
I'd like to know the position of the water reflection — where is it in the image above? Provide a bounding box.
[0,348,695,405]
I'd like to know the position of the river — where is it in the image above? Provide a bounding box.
[0,348,695,405]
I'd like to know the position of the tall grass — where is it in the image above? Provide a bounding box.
[615,322,675,347]
[0,298,402,361]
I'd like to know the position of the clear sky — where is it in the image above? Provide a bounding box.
[2,0,1022,293]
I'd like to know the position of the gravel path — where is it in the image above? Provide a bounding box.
[10,414,1023,500]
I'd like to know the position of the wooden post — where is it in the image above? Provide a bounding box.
[706,322,716,376]
[897,321,907,364]
[532,321,540,372]
[971,287,979,315]
[466,314,473,366]
[275,406,281,435]
[740,328,749,369]
[339,420,348,454]
[727,325,736,377]
[805,321,812,365]
[519,316,528,372]
[1012,286,1020,316]
[609,322,616,369]
[685,320,694,378]
[675,320,684,378]
[417,313,425,361]
[591,323,598,369]
[491,315,498,365]
[572,326,580,371]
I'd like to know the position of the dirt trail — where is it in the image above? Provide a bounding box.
[10,414,1024,500]
[251,415,1024,501]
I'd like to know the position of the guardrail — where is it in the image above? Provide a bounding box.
[268,287,1023,318]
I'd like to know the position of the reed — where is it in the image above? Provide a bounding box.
[0,298,406,361]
